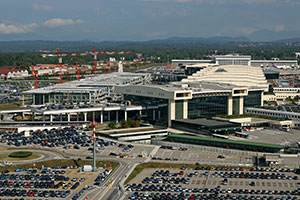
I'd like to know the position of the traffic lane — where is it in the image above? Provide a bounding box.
[82,160,130,200]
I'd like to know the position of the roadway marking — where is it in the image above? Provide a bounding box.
[84,177,92,183]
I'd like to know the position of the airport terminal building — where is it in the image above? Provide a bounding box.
[116,65,268,126]
[172,54,298,69]
[24,72,151,105]
[23,64,268,127]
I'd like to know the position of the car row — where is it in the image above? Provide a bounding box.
[126,184,300,196]
[0,188,70,198]
[129,191,298,200]
[72,185,95,200]
[94,169,111,186]
[211,171,298,180]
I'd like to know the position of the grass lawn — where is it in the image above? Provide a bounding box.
[0,101,31,110]
[0,159,118,172]
[0,153,42,161]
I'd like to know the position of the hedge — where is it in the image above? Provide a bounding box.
[8,151,33,158]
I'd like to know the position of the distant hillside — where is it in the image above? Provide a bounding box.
[0,36,250,52]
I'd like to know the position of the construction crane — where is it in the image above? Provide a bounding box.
[31,65,38,89]
[106,58,110,73]
[41,48,131,79]
[74,61,80,81]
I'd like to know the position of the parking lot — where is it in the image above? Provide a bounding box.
[126,166,300,200]
[0,165,111,200]
[152,147,253,166]
[0,128,155,161]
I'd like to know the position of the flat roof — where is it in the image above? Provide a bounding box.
[168,134,287,149]
[173,118,239,127]
[24,72,150,94]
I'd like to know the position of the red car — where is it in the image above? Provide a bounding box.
[28,191,34,197]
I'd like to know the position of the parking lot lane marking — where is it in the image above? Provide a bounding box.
[69,170,77,175]
[84,177,92,183]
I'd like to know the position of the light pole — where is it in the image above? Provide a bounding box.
[91,121,98,172]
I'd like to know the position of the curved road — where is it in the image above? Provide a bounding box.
[0,149,63,164]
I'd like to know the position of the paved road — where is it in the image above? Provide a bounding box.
[0,149,62,164]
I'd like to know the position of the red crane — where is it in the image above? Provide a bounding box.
[106,58,110,73]
[75,61,80,81]
[41,48,131,77]
[31,65,38,89]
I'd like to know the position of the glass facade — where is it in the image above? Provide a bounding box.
[175,100,183,119]
[34,93,90,105]
[244,91,262,108]
[188,96,228,119]
[232,97,240,115]
[124,94,168,125]
[124,95,168,107]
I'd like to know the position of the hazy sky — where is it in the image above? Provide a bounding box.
[0,0,299,41]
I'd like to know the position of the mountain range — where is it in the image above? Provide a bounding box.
[1,30,300,52]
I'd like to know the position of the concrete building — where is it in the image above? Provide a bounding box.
[24,72,151,105]
[172,54,298,69]
[116,64,268,127]
[245,107,300,128]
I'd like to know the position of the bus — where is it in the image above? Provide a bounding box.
[212,134,229,140]
[235,132,249,139]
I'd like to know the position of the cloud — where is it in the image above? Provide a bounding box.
[32,3,53,11]
[0,23,37,34]
[43,18,84,28]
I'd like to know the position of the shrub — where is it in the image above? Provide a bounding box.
[108,121,117,129]
[8,151,32,158]
[127,118,134,127]
[133,120,140,127]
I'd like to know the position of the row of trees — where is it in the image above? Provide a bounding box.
[0,46,300,71]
